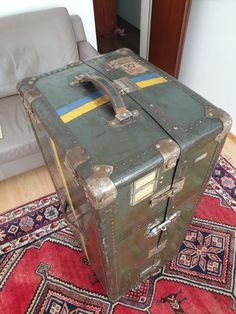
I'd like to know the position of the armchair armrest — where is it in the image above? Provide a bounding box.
[77,40,100,61]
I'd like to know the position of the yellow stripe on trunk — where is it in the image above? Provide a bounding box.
[136,77,167,88]
[61,95,109,123]
[60,76,167,124]
[50,138,89,259]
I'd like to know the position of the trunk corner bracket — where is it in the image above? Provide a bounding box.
[85,165,117,210]
[205,106,232,142]
[156,139,180,171]
[64,145,90,179]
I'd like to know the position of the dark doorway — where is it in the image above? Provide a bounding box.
[94,0,141,55]
[93,0,191,78]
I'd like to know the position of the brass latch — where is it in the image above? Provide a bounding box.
[150,177,185,208]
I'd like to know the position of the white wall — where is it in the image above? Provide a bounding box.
[140,0,153,59]
[0,0,97,49]
[179,0,236,134]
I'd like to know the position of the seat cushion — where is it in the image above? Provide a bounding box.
[0,95,39,164]
[0,7,79,98]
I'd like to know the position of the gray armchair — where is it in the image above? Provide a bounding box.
[0,7,99,180]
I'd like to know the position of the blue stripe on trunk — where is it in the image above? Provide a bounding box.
[56,90,105,116]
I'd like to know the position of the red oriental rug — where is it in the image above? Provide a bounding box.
[0,155,235,313]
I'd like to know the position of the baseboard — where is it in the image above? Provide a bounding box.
[228,132,236,143]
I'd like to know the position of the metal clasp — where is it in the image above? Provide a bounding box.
[145,218,161,238]
[150,177,185,208]
[145,211,181,238]
[157,211,181,231]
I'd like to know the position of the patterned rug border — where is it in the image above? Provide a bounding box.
[1,192,56,216]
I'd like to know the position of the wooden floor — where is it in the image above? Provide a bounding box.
[97,16,140,55]
[0,135,235,214]
[0,166,55,213]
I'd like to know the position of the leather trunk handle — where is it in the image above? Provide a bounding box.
[70,74,133,123]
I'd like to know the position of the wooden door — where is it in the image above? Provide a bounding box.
[93,0,117,36]
[149,0,191,78]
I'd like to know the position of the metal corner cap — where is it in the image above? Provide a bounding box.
[24,88,41,105]
[156,138,180,171]
[85,165,117,210]
[64,145,90,175]
[205,105,232,142]
[17,77,38,92]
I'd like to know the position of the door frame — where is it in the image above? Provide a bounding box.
[140,0,153,59]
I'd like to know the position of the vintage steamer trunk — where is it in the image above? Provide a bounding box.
[18,49,232,301]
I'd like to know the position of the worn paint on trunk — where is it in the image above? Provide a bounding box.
[18,49,232,301]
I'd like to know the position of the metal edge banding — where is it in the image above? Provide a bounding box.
[50,138,89,260]
[84,164,119,298]
[17,63,78,93]
[20,88,41,123]
[105,204,119,299]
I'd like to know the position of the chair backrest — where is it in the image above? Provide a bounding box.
[0,7,80,98]
[70,15,87,43]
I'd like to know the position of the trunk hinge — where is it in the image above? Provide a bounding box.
[150,177,185,208]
